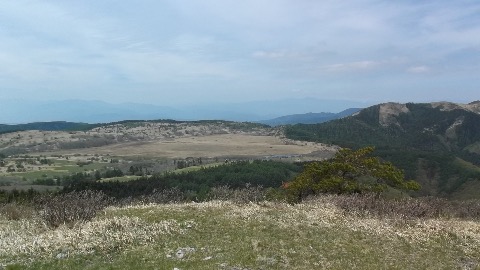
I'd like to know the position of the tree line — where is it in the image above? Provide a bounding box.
[63,160,303,200]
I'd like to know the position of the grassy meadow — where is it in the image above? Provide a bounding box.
[1,196,479,270]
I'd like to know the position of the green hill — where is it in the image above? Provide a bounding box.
[285,101,480,198]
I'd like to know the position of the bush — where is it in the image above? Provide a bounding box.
[209,184,266,203]
[0,202,35,220]
[35,190,113,228]
[324,194,480,220]
[285,147,420,201]
[141,187,187,204]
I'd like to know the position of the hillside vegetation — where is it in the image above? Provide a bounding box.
[285,101,480,198]
[2,195,480,269]
[1,105,480,269]
[63,160,302,201]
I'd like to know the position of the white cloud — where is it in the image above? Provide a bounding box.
[323,61,381,72]
[0,0,479,105]
[407,66,430,73]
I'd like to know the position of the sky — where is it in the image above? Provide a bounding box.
[0,0,479,107]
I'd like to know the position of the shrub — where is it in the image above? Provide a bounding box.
[0,202,35,220]
[36,190,113,228]
[285,147,420,202]
[142,187,187,204]
[208,185,234,201]
[325,194,480,220]
[209,184,266,203]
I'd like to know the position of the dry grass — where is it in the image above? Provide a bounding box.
[1,122,336,160]
[46,134,335,159]
[1,196,480,269]
[0,215,182,265]
[324,194,480,220]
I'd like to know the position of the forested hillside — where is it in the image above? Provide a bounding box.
[285,102,480,198]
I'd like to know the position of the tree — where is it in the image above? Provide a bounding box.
[94,170,102,180]
[285,147,420,201]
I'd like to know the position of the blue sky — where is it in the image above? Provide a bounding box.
[0,0,479,107]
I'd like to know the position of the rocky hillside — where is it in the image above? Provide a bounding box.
[285,101,480,198]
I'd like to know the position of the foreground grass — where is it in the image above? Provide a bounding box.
[1,198,480,269]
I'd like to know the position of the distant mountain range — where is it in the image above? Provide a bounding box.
[258,108,361,126]
[0,107,362,134]
[285,101,480,199]
[0,98,369,124]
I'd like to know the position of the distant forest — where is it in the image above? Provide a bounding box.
[62,160,302,201]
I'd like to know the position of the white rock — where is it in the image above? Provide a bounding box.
[175,249,185,259]
[203,256,213,261]
[56,253,67,259]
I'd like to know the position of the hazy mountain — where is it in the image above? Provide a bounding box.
[0,100,180,124]
[285,101,480,199]
[0,99,368,124]
[259,108,361,126]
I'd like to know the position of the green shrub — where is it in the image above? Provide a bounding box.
[285,147,420,202]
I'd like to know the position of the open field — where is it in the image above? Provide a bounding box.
[45,134,336,159]
[1,197,479,269]
[0,155,112,191]
[0,121,337,192]
[0,121,337,162]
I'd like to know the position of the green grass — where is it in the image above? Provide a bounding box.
[450,180,480,200]
[171,162,223,174]
[10,170,68,181]
[2,199,479,269]
[454,157,480,173]
[99,175,141,182]
[465,142,480,154]
[6,162,106,181]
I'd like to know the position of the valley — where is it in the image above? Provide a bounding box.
[0,120,336,193]
[1,101,480,269]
